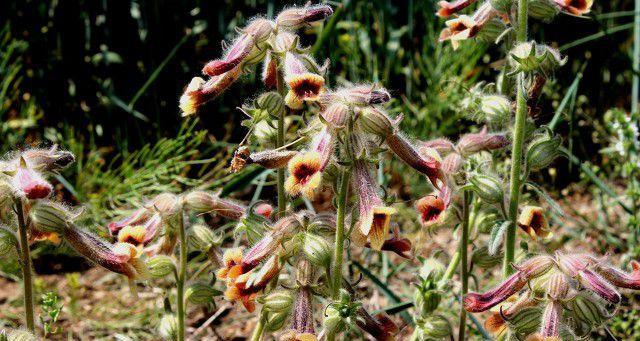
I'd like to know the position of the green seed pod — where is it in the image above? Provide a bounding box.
[265,310,289,332]
[468,173,504,204]
[182,191,214,214]
[147,255,176,278]
[261,290,294,313]
[526,134,562,171]
[529,0,560,22]
[480,95,511,125]
[418,315,452,339]
[29,201,72,234]
[323,305,347,335]
[303,233,332,267]
[507,307,542,336]
[414,289,442,316]
[158,314,178,341]
[419,258,446,281]
[471,246,503,269]
[185,283,220,305]
[256,92,285,118]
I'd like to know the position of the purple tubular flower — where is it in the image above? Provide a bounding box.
[595,260,640,290]
[540,301,562,338]
[378,236,412,259]
[64,225,147,280]
[456,126,509,156]
[437,0,478,17]
[276,4,333,30]
[419,138,455,155]
[242,215,300,268]
[579,269,621,304]
[386,132,444,188]
[202,34,254,76]
[292,287,314,334]
[108,207,151,235]
[464,273,527,312]
[311,127,335,171]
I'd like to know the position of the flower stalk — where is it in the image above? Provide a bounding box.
[331,169,351,298]
[176,212,187,341]
[276,69,287,219]
[458,190,470,341]
[15,199,35,332]
[504,0,529,277]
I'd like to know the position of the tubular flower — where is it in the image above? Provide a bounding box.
[539,301,562,339]
[552,0,593,15]
[556,252,622,304]
[275,4,333,30]
[437,0,478,17]
[285,129,334,198]
[216,247,250,281]
[179,66,243,116]
[378,235,412,259]
[224,255,281,312]
[283,52,325,109]
[594,260,640,290]
[10,157,52,200]
[21,146,75,172]
[291,288,315,335]
[419,138,455,156]
[386,132,444,188]
[517,206,552,239]
[64,226,148,280]
[116,214,161,247]
[182,191,247,219]
[242,216,299,267]
[352,160,397,250]
[355,307,399,341]
[465,255,555,312]
[439,2,500,49]
[323,84,391,107]
[415,186,451,228]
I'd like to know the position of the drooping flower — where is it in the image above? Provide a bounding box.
[552,0,593,15]
[283,52,325,109]
[182,191,247,219]
[415,186,451,228]
[224,255,281,312]
[378,235,412,259]
[555,252,621,304]
[179,67,243,116]
[439,2,500,49]
[10,157,53,200]
[594,260,640,290]
[64,226,148,280]
[355,307,399,341]
[386,132,444,188]
[116,214,161,247]
[216,247,249,281]
[21,146,75,172]
[517,206,552,239]
[352,160,397,250]
[285,128,334,198]
[456,126,509,156]
[437,0,479,17]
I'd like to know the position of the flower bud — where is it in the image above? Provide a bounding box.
[472,246,503,269]
[261,290,294,313]
[509,42,567,75]
[275,4,333,30]
[457,127,509,156]
[416,315,452,339]
[480,95,511,125]
[414,288,442,316]
[247,150,299,170]
[419,258,446,282]
[147,255,176,278]
[568,293,609,327]
[256,91,285,117]
[186,282,220,305]
[302,233,332,267]
[320,102,350,129]
[507,307,542,335]
[546,272,570,300]
[265,310,289,332]
[476,18,508,44]
[190,224,219,252]
[29,200,73,233]
[158,314,178,340]
[529,0,560,22]
[323,305,347,335]
[22,146,75,172]
[359,107,395,138]
[468,173,504,203]
[11,157,52,200]
[526,134,562,171]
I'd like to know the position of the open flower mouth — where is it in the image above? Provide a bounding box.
[561,0,592,14]
[285,152,323,198]
[366,207,397,250]
[287,73,325,101]
[416,196,446,225]
[117,225,147,246]
[518,206,551,239]
[293,162,320,185]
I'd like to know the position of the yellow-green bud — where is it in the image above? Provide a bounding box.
[526,134,562,171]
[303,233,332,267]
[147,255,176,278]
[359,107,395,138]
[182,191,214,215]
[256,92,285,118]
[480,95,511,125]
[29,201,73,233]
[569,293,608,327]
[417,315,452,339]
[529,0,560,22]
[476,18,508,44]
[507,307,542,335]
[419,258,446,281]
[261,290,294,313]
[190,224,219,251]
[185,283,220,305]
[414,289,441,316]
[158,314,178,341]
[510,42,567,75]
[471,246,503,269]
[265,310,289,332]
[468,174,504,204]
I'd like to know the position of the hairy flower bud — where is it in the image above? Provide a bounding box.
[11,157,52,200]
[529,0,560,22]
[490,0,513,12]
[359,107,395,138]
[186,282,219,305]
[546,272,570,300]
[265,311,289,332]
[415,287,442,316]
[29,200,74,233]
[526,134,562,171]
[202,34,255,76]
[457,127,509,156]
[472,246,503,269]
[386,132,443,187]
[416,314,452,339]
[247,150,299,170]
[323,305,347,335]
[190,224,220,252]
[568,293,609,327]
[256,91,285,117]
[321,102,350,129]
[147,255,176,278]
[261,290,294,313]
[22,146,75,172]
[302,233,331,267]
[509,42,567,75]
[594,260,640,290]
[480,94,511,124]
[468,173,504,204]
[275,4,333,30]
[540,301,562,338]
[182,191,246,219]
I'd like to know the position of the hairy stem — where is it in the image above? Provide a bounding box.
[176,213,187,341]
[458,190,470,341]
[504,0,528,277]
[276,70,287,219]
[15,199,35,332]
[250,312,267,341]
[331,169,352,298]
